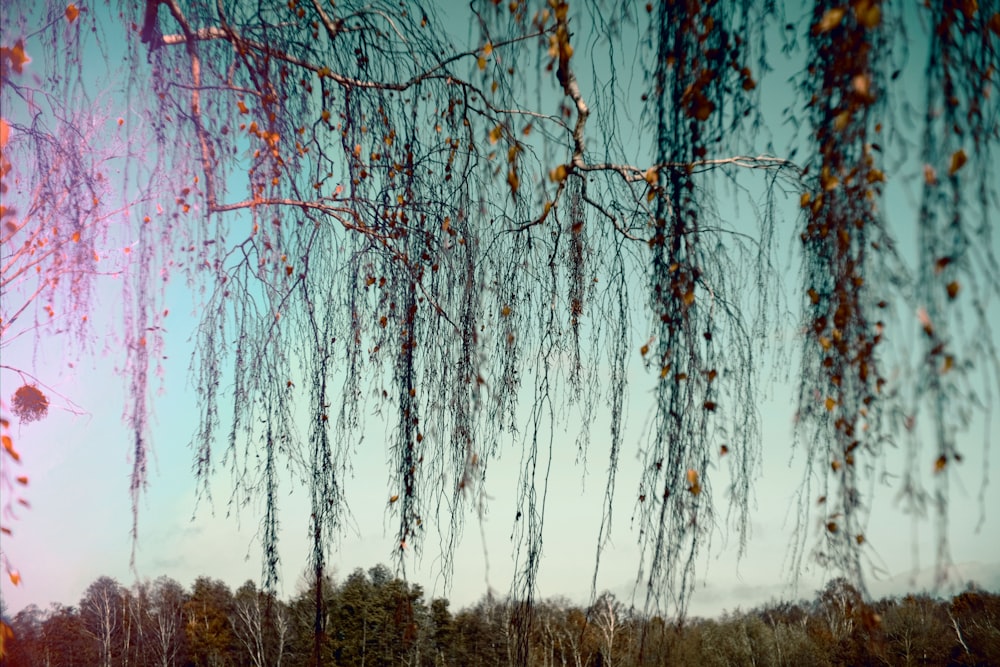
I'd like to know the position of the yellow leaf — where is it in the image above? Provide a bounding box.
[854,0,881,28]
[815,7,846,33]
[825,396,837,411]
[549,164,568,183]
[644,166,658,187]
[833,110,852,132]
[507,170,519,195]
[924,164,938,185]
[800,192,811,208]
[501,304,512,317]
[483,42,493,57]
[949,149,967,175]
[477,56,487,71]
[489,125,503,144]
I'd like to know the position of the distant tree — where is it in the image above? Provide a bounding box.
[881,593,951,666]
[185,577,236,667]
[147,576,189,667]
[79,576,123,667]
[949,585,1000,665]
[3,603,44,666]
[41,604,94,667]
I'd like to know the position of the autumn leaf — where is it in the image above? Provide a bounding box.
[2,40,30,74]
[507,169,519,196]
[1,434,19,462]
[854,0,881,28]
[7,570,20,586]
[949,149,967,175]
[934,455,947,473]
[0,118,9,148]
[686,469,701,495]
[389,494,399,504]
[825,396,837,411]
[923,164,937,185]
[946,281,960,299]
[815,7,846,33]
[644,166,658,187]
[65,3,79,22]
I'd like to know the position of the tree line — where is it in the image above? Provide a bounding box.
[2,567,998,666]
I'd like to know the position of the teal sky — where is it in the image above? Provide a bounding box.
[2,1,999,618]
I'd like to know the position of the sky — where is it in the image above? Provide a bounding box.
[2,1,999,620]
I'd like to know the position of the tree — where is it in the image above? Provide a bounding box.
[147,576,190,667]
[185,577,236,667]
[3,0,998,658]
[79,576,123,667]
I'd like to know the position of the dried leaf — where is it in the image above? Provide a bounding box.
[949,149,967,175]
[815,7,846,33]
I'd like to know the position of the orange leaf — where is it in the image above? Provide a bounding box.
[66,3,79,22]
[923,164,937,185]
[934,455,947,473]
[815,7,846,33]
[825,396,837,411]
[949,149,967,175]
[389,494,399,503]
[72,231,81,242]
[1,434,19,462]
[238,100,249,114]
[16,475,28,485]
[4,40,30,74]
[0,118,9,148]
[8,570,20,585]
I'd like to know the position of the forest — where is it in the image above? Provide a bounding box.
[2,568,999,666]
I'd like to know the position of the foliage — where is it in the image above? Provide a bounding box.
[3,569,1000,666]
[1,2,998,660]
